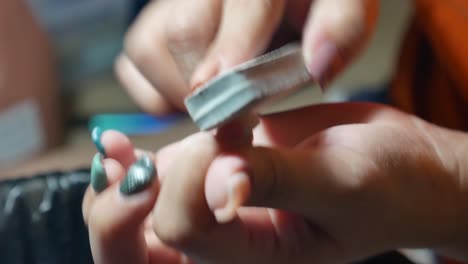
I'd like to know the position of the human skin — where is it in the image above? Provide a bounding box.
[83,103,468,264]
[116,0,378,114]
[84,0,468,262]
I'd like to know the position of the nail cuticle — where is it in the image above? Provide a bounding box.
[306,36,339,84]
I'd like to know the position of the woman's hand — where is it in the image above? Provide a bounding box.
[83,103,468,263]
[116,0,378,114]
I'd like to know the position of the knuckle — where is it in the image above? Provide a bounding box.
[260,149,283,203]
[124,26,160,69]
[165,14,211,52]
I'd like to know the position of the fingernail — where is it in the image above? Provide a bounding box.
[91,153,108,193]
[120,155,156,196]
[190,81,204,92]
[213,172,250,223]
[189,55,221,90]
[91,127,106,157]
[305,39,338,87]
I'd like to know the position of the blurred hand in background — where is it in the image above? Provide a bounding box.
[116,0,378,115]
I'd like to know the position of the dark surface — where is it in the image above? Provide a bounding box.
[0,169,93,264]
[356,251,416,264]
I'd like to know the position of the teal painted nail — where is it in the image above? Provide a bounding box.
[91,153,108,193]
[120,155,156,196]
[91,127,106,157]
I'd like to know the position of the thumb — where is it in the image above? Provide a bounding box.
[303,0,378,86]
[205,141,367,223]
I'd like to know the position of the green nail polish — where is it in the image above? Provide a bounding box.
[120,155,156,195]
[91,127,106,157]
[91,153,107,193]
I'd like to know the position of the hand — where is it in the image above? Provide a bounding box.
[116,0,378,114]
[83,103,468,263]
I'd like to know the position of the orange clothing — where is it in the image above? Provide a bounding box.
[391,2,467,263]
[391,0,468,131]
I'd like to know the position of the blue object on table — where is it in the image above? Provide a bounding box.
[88,113,186,136]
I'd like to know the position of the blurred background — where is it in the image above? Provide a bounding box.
[1,0,412,179]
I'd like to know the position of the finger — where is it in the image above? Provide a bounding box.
[152,133,341,263]
[152,133,218,249]
[124,0,188,111]
[83,158,127,225]
[151,133,288,263]
[253,102,392,148]
[207,103,403,219]
[190,0,286,87]
[92,128,136,168]
[115,54,173,115]
[146,232,191,264]
[82,187,95,225]
[303,0,379,86]
[88,156,160,264]
[165,0,222,83]
[155,141,183,183]
[283,0,311,33]
[204,136,383,238]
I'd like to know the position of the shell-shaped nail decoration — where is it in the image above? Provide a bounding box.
[120,155,156,195]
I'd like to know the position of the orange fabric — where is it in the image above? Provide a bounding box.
[392,2,468,263]
[440,256,465,264]
[391,0,468,131]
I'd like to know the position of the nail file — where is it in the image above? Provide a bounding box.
[184,43,314,131]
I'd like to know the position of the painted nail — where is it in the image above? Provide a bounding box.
[213,172,250,223]
[305,39,339,87]
[91,127,106,157]
[190,81,204,92]
[120,155,156,196]
[189,55,221,91]
[91,153,108,193]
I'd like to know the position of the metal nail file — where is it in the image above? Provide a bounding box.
[184,43,314,131]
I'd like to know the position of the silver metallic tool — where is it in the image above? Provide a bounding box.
[184,43,314,130]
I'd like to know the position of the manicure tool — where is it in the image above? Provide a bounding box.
[184,43,315,131]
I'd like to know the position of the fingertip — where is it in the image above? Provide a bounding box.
[302,0,377,86]
[91,155,126,194]
[90,170,159,235]
[213,172,250,223]
[86,156,127,227]
[190,0,286,90]
[102,158,127,183]
[189,53,222,90]
[303,34,340,87]
[205,155,251,223]
[100,130,136,168]
[88,177,158,264]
